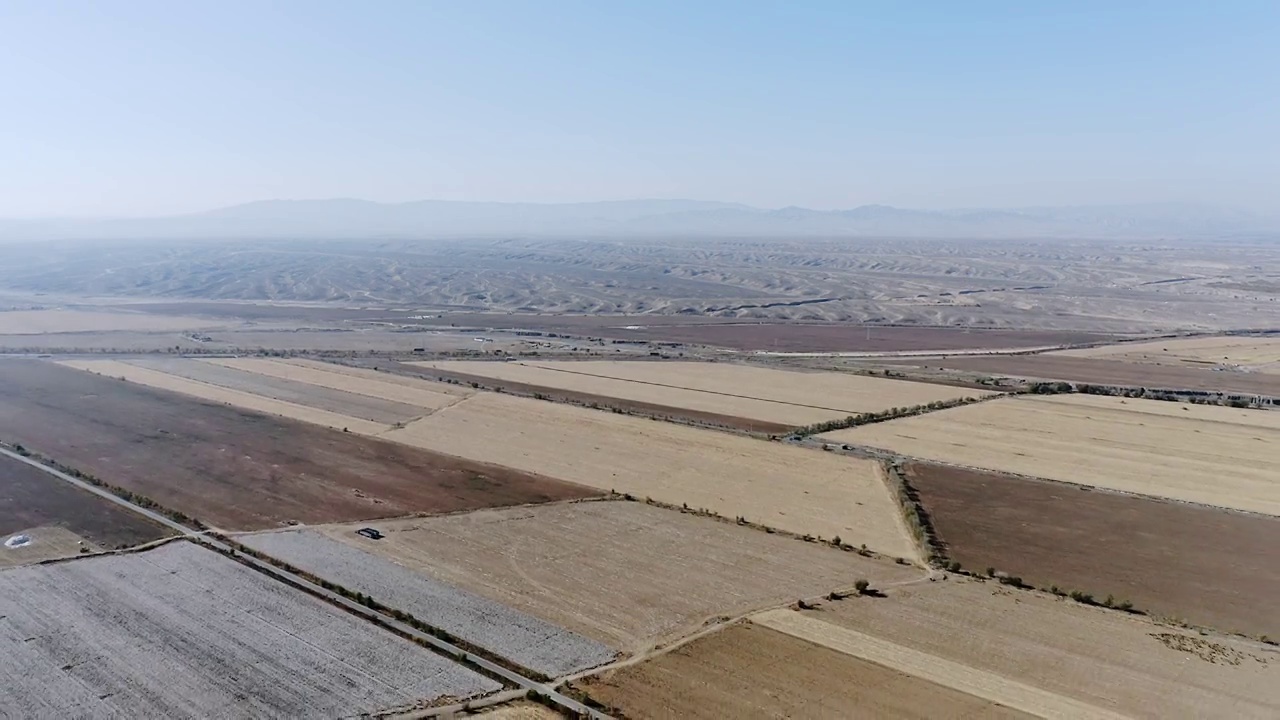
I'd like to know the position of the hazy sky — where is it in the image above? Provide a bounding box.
[2,1,1276,217]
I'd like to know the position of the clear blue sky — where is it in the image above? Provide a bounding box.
[1,1,1275,216]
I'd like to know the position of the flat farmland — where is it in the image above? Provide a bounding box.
[0,308,224,334]
[0,360,596,530]
[385,392,919,559]
[240,529,616,677]
[123,357,426,424]
[0,542,498,717]
[414,360,992,427]
[0,453,170,562]
[400,363,795,435]
[499,320,1109,352]
[308,501,919,653]
[821,394,1280,515]
[907,462,1280,637]
[59,358,390,435]
[575,622,1033,720]
[1060,335,1280,373]
[754,609,1122,720]
[907,354,1280,396]
[798,578,1278,719]
[205,357,472,408]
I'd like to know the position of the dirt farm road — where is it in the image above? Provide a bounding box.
[0,445,612,720]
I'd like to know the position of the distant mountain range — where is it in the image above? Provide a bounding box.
[2,199,1276,241]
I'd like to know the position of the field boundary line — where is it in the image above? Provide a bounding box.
[504,360,877,415]
[0,444,610,719]
[752,608,1132,720]
[57,359,389,435]
[851,450,1280,520]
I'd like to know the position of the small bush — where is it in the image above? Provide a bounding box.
[854,579,871,595]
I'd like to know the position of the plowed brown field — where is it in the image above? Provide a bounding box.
[575,622,1034,719]
[907,462,1280,637]
[0,453,171,560]
[0,360,596,530]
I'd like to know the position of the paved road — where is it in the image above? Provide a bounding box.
[0,445,612,719]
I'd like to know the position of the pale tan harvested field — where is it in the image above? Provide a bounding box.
[0,309,222,334]
[315,501,919,653]
[418,360,993,421]
[576,622,1035,720]
[804,578,1278,719]
[821,394,1280,515]
[204,357,469,410]
[1061,335,1280,373]
[754,609,1126,720]
[0,526,99,569]
[123,357,424,425]
[414,360,835,426]
[384,393,918,559]
[274,357,480,393]
[57,360,387,435]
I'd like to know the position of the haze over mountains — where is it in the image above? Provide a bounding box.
[1,199,1275,242]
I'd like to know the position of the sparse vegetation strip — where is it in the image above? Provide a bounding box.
[0,440,205,530]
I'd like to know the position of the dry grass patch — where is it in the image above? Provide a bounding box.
[821,394,1280,515]
[385,393,918,559]
[312,501,919,653]
[575,622,1034,720]
[802,577,1278,719]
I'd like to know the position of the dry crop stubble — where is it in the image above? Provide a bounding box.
[821,393,1280,515]
[122,357,424,424]
[309,501,919,653]
[57,359,389,434]
[575,622,1035,720]
[205,356,470,409]
[384,392,920,560]
[239,528,616,677]
[804,577,1278,719]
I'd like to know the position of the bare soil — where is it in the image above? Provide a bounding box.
[914,354,1280,396]
[0,360,598,530]
[907,462,1280,637]
[575,622,1034,719]
[0,453,170,552]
